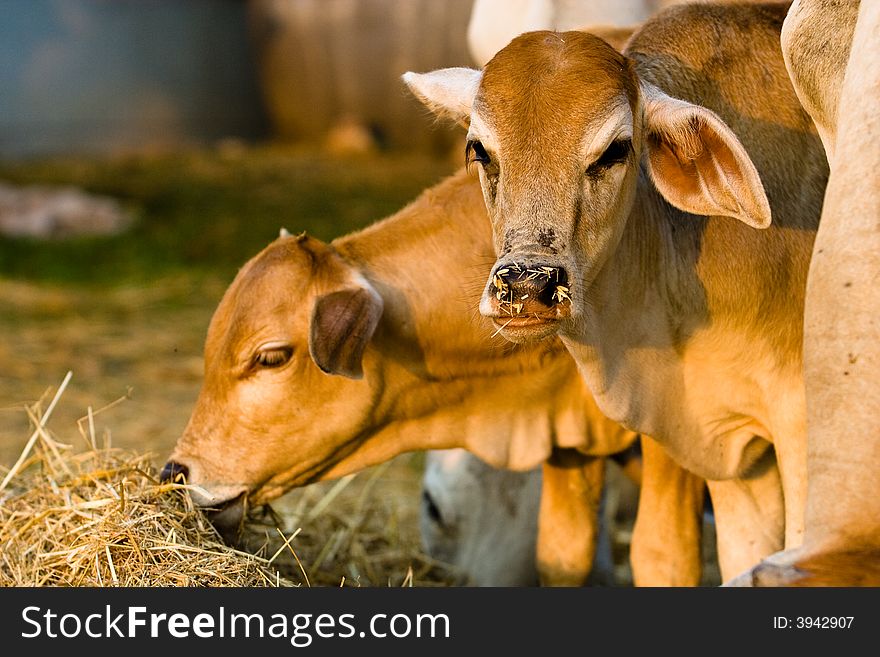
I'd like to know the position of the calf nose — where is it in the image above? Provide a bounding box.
[160,460,189,484]
[490,264,570,314]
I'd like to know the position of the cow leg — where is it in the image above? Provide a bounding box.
[630,436,704,586]
[707,448,785,582]
[799,0,880,557]
[537,448,605,586]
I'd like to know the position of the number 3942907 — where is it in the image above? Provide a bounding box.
[774,617,854,629]
[799,617,854,629]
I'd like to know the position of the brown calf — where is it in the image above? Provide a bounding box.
[405,2,828,579]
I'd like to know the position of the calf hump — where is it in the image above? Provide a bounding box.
[309,285,384,379]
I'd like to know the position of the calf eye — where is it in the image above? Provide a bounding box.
[465,139,491,168]
[588,138,631,174]
[254,346,293,369]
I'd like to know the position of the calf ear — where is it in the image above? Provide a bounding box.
[642,84,771,229]
[402,68,482,127]
[309,285,383,379]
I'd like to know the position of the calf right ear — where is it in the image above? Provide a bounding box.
[402,68,482,127]
[309,284,383,379]
[642,83,772,229]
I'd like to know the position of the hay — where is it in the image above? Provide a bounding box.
[0,373,287,587]
[0,450,288,587]
[0,373,457,587]
[238,464,458,587]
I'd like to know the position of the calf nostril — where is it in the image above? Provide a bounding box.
[160,460,189,484]
[491,264,570,310]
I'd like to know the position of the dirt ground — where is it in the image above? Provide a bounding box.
[0,147,719,586]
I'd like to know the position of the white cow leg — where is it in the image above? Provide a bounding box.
[536,449,604,586]
[707,449,785,582]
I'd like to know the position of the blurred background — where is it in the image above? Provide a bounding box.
[0,0,717,586]
[0,0,478,586]
[0,0,476,157]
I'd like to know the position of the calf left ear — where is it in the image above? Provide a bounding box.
[309,284,383,379]
[642,84,771,229]
[402,68,482,128]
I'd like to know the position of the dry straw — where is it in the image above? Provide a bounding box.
[241,464,457,587]
[0,372,286,587]
[0,373,456,587]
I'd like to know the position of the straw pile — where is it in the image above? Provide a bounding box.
[238,465,458,587]
[0,449,289,587]
[0,373,288,587]
[0,373,456,587]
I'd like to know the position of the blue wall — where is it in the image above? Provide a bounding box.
[0,0,267,158]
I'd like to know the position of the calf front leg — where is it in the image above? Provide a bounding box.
[537,449,605,586]
[630,436,705,586]
[708,448,785,582]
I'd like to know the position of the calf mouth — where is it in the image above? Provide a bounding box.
[195,482,291,545]
[489,312,564,342]
[204,491,284,546]
[204,492,249,544]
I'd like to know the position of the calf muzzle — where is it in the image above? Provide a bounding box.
[489,263,570,316]
[160,459,248,544]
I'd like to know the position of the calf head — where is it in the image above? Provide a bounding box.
[421,449,540,586]
[164,233,383,529]
[405,30,770,343]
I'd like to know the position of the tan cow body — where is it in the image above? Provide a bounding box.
[405,2,828,579]
[166,168,707,585]
[173,171,585,493]
[732,0,880,586]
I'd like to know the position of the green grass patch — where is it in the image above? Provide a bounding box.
[0,146,455,285]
